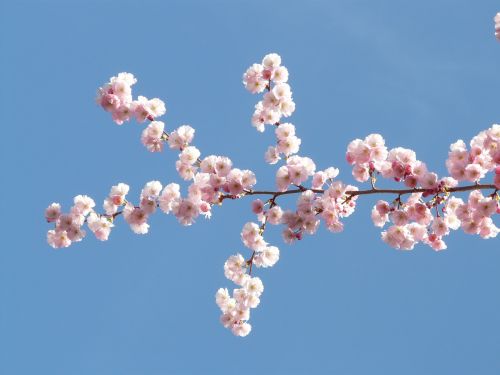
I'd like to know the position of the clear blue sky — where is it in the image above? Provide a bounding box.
[1,0,500,374]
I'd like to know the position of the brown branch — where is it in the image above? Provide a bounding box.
[247,251,256,275]
[244,184,496,198]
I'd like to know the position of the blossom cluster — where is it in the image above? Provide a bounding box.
[445,125,500,182]
[264,123,302,164]
[373,189,499,251]
[243,54,299,165]
[216,223,280,336]
[46,195,105,248]
[368,126,500,251]
[140,121,196,154]
[45,155,259,247]
[252,182,359,246]
[45,163,257,249]
[346,134,447,190]
[48,72,259,248]
[96,73,166,125]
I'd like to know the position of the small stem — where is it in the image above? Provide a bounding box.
[247,251,256,275]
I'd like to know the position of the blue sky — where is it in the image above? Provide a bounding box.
[1,0,500,373]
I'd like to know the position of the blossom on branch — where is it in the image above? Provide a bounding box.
[46,34,500,337]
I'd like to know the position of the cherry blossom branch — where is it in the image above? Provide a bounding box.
[45,38,500,338]
[73,183,498,231]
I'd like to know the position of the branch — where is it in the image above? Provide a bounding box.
[243,183,497,198]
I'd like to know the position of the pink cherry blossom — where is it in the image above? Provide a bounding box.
[87,213,113,241]
[141,121,165,152]
[45,203,61,223]
[172,198,200,226]
[251,199,264,214]
[253,246,280,268]
[168,125,195,150]
[241,222,267,251]
[73,195,95,216]
[47,229,72,249]
[123,203,149,234]
[243,64,266,94]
